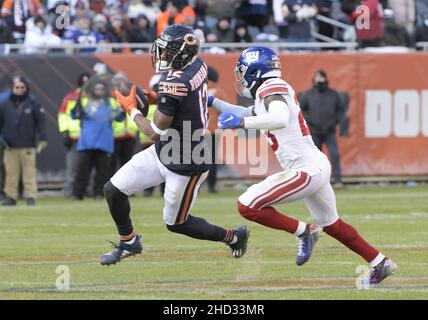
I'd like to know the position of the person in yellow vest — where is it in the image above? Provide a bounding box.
[111,72,139,173]
[58,73,89,198]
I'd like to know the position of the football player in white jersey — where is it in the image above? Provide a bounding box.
[208,46,397,285]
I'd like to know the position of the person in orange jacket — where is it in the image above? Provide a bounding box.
[1,0,44,40]
[156,0,195,36]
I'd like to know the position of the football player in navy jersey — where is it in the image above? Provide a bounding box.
[100,24,249,266]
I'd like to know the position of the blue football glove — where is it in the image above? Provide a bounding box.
[218,113,241,129]
[207,96,215,107]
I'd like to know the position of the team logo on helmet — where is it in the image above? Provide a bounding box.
[244,51,260,63]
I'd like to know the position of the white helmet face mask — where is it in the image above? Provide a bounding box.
[152,39,174,73]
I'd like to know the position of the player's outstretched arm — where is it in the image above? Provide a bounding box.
[208,96,253,118]
[243,95,289,130]
[218,95,289,130]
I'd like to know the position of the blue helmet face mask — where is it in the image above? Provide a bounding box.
[234,46,282,99]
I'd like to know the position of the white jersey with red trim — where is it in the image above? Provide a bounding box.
[254,78,326,175]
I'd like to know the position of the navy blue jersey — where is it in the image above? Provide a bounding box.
[155,58,210,176]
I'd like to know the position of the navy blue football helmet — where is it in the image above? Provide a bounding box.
[234,46,282,98]
[151,24,200,73]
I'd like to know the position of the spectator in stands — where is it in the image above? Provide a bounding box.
[110,72,138,174]
[233,20,252,44]
[127,13,155,45]
[62,13,104,52]
[0,17,15,44]
[350,0,385,47]
[127,0,161,26]
[388,0,416,36]
[197,0,240,29]
[58,73,90,199]
[106,13,129,51]
[93,13,112,41]
[341,0,360,15]
[299,70,345,187]
[47,0,89,20]
[23,16,61,53]
[235,0,269,31]
[416,0,428,27]
[282,0,318,46]
[89,0,107,14]
[71,79,125,200]
[214,16,234,43]
[315,0,335,41]
[273,0,289,39]
[1,0,45,42]
[156,0,187,36]
[415,13,428,43]
[47,1,89,38]
[0,75,47,206]
[183,6,217,42]
[383,9,412,47]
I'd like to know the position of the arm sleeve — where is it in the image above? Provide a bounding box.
[211,98,253,117]
[243,100,289,130]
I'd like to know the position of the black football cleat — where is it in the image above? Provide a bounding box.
[100,234,143,266]
[228,225,250,258]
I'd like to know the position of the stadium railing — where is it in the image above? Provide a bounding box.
[0,41,359,55]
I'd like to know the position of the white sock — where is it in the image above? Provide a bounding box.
[294,221,307,237]
[229,235,238,245]
[370,253,385,267]
[123,235,136,244]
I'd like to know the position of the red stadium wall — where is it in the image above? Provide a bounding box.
[98,52,428,177]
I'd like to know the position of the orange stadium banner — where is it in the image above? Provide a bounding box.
[98,52,428,178]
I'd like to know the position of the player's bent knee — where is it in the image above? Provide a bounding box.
[237,201,258,220]
[104,181,126,200]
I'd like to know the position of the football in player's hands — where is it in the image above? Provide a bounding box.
[117,81,149,117]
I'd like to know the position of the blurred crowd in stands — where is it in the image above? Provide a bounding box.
[0,0,427,53]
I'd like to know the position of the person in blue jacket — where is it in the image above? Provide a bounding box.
[71,79,125,200]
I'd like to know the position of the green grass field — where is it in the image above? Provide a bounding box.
[0,185,427,300]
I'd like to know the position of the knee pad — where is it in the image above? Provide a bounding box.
[237,201,258,221]
[103,181,126,200]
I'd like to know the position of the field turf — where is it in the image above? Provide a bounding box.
[0,185,427,300]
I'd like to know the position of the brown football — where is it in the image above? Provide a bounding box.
[117,81,149,117]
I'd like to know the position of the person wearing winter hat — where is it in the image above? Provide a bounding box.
[0,76,47,206]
